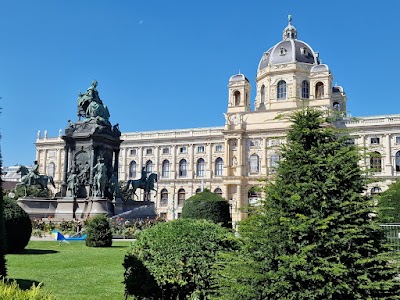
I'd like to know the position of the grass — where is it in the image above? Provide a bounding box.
[6,240,132,300]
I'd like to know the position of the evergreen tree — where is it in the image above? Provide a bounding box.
[0,150,7,277]
[216,109,399,299]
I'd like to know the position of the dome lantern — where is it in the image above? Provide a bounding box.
[282,15,297,40]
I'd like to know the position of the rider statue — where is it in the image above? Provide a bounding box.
[140,167,148,190]
[27,160,40,185]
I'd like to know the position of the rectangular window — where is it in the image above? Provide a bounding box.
[130,149,137,156]
[371,137,380,145]
[215,145,223,152]
[179,146,187,153]
[396,136,400,144]
[146,148,153,155]
[162,147,169,154]
[197,146,205,153]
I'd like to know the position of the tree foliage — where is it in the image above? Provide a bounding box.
[0,151,7,277]
[123,218,238,299]
[85,214,112,247]
[182,189,231,228]
[215,109,400,299]
[378,179,400,223]
[3,196,32,253]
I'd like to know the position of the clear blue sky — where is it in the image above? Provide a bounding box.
[0,0,398,167]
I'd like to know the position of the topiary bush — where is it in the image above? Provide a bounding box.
[181,189,231,228]
[3,196,32,253]
[123,218,238,299]
[85,214,112,247]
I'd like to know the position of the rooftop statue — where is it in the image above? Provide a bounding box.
[77,80,110,125]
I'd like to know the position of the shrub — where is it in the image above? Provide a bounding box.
[0,280,55,299]
[181,189,231,228]
[3,196,32,253]
[378,179,400,223]
[85,214,112,247]
[123,218,238,299]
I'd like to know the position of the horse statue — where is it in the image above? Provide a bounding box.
[124,173,158,201]
[15,165,55,196]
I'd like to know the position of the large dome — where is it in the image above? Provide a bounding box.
[258,16,320,71]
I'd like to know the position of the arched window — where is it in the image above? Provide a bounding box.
[396,151,400,172]
[370,151,382,172]
[197,158,205,177]
[301,80,309,99]
[277,80,286,100]
[179,159,187,177]
[271,153,280,170]
[129,161,137,178]
[214,188,222,196]
[261,85,265,103]
[249,154,259,174]
[234,91,241,106]
[316,82,324,98]
[160,188,168,207]
[195,188,202,194]
[145,160,153,174]
[333,102,340,111]
[178,188,185,206]
[215,157,223,177]
[162,160,170,178]
[371,187,382,194]
[47,162,55,178]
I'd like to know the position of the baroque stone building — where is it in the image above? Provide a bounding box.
[35,17,400,223]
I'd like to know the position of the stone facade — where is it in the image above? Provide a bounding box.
[35,18,400,224]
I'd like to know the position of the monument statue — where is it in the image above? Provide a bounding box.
[123,171,158,201]
[93,157,108,197]
[77,80,110,125]
[15,163,55,196]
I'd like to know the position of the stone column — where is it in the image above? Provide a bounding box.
[42,149,48,174]
[171,145,177,179]
[114,149,120,181]
[385,134,392,176]
[189,144,194,179]
[237,137,243,176]
[62,145,69,185]
[262,137,268,175]
[56,148,62,181]
[224,139,229,176]
[155,146,160,175]
[207,143,212,178]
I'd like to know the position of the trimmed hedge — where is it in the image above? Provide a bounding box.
[3,196,32,253]
[85,214,112,247]
[123,218,238,299]
[181,189,231,228]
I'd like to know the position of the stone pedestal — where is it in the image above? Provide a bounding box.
[17,197,57,219]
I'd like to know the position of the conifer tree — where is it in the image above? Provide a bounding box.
[0,150,7,277]
[215,109,399,299]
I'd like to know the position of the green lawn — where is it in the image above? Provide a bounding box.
[6,240,132,300]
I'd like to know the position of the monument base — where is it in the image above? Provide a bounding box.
[17,197,57,219]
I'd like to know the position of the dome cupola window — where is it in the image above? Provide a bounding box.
[300,47,307,55]
[301,80,310,99]
[280,47,287,56]
[261,85,266,103]
[277,80,287,100]
[316,82,324,98]
[234,91,241,106]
